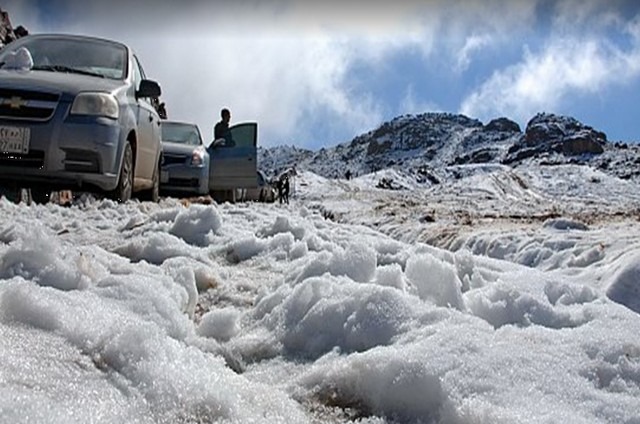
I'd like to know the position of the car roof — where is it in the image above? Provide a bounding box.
[161,120,200,129]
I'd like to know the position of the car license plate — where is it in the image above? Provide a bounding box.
[160,170,169,183]
[0,126,30,154]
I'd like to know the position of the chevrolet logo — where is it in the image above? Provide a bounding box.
[2,96,28,109]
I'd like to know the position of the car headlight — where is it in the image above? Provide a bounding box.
[190,149,205,166]
[70,92,119,119]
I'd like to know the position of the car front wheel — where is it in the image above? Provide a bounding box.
[139,161,160,203]
[30,187,51,205]
[109,142,133,203]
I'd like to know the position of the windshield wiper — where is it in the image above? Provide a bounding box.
[32,65,105,78]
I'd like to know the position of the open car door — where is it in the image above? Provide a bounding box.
[207,122,258,191]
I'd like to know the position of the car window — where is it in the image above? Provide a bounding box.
[0,36,127,79]
[161,123,202,146]
[228,123,257,148]
[132,56,144,91]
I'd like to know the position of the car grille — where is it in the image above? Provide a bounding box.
[163,153,188,166]
[63,149,100,173]
[0,88,59,121]
[0,150,45,168]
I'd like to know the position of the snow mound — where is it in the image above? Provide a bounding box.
[406,254,465,310]
[170,204,222,246]
[606,253,640,314]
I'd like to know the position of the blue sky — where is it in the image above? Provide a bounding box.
[4,0,640,149]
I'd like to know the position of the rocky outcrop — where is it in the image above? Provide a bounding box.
[0,8,28,49]
[525,113,605,151]
[561,133,605,155]
[450,117,521,165]
[484,117,521,133]
[453,148,502,165]
[504,113,606,164]
[366,139,393,156]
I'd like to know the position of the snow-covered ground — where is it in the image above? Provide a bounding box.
[1,164,640,423]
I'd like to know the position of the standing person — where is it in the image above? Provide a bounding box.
[283,175,290,204]
[276,177,284,204]
[214,108,235,146]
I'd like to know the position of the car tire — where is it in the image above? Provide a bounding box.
[30,187,51,205]
[109,142,133,203]
[139,161,160,203]
[0,186,22,203]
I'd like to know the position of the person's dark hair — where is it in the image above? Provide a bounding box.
[221,108,230,119]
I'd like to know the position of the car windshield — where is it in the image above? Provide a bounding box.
[161,123,202,146]
[0,36,127,80]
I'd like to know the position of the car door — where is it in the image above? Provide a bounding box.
[132,55,158,187]
[208,122,257,190]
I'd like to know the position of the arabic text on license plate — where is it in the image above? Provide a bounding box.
[0,126,30,154]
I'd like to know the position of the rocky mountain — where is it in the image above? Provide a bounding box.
[259,112,640,183]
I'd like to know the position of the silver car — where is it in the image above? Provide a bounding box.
[0,34,163,203]
[160,121,209,195]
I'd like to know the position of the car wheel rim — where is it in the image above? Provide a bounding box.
[122,148,132,200]
[153,167,159,200]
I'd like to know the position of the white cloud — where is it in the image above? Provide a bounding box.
[551,0,632,31]
[455,34,493,73]
[460,9,640,126]
[400,85,442,116]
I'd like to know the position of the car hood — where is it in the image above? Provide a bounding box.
[0,69,125,96]
[162,142,206,156]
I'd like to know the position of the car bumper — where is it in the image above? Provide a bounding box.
[0,108,123,192]
[160,163,209,195]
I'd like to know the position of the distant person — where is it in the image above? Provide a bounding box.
[282,176,290,204]
[276,177,284,204]
[214,108,235,146]
[345,169,352,180]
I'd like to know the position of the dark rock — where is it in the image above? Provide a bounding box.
[454,148,500,165]
[416,166,440,184]
[484,117,521,133]
[366,140,392,156]
[14,25,27,38]
[561,133,604,155]
[504,113,607,164]
[0,8,28,47]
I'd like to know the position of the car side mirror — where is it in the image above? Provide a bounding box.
[137,79,161,98]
